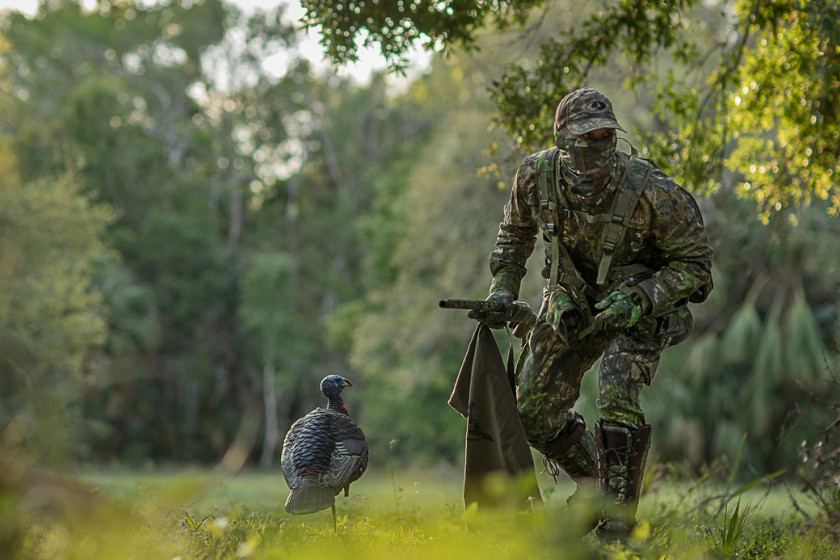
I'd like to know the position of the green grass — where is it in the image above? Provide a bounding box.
[5,466,838,559]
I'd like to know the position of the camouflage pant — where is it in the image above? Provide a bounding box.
[516,321,666,450]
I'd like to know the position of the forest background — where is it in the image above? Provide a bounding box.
[1,0,839,513]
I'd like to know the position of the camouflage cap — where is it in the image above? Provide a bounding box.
[555,88,626,136]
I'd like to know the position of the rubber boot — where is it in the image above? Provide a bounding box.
[541,412,597,503]
[594,420,652,540]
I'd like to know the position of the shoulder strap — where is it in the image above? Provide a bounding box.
[536,147,559,230]
[536,148,563,289]
[595,155,654,287]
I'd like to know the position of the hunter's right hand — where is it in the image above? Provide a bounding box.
[468,289,514,329]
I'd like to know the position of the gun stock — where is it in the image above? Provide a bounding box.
[438,299,507,312]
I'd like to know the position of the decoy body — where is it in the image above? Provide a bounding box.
[281,375,368,523]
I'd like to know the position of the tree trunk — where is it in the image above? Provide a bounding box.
[260,360,278,467]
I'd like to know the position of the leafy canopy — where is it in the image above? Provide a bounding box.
[302,0,840,218]
[299,0,543,72]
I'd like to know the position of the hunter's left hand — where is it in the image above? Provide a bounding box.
[594,290,643,329]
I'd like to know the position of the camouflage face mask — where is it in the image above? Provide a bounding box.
[555,133,617,197]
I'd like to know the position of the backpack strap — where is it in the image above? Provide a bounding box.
[536,148,560,236]
[536,147,563,289]
[537,149,587,287]
[595,156,653,287]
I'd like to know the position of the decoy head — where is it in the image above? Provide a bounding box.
[320,375,352,412]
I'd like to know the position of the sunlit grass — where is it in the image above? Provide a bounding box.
[6,466,836,559]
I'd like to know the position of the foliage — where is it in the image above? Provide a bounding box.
[0,171,113,466]
[794,371,840,536]
[298,0,544,72]
[646,456,803,559]
[723,0,840,218]
[489,0,699,150]
[238,252,309,465]
[0,172,112,377]
[715,497,753,556]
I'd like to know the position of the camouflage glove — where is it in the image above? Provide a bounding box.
[468,289,514,329]
[594,290,643,329]
[544,289,583,331]
[544,288,584,343]
[509,302,537,339]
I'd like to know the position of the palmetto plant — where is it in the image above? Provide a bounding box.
[649,192,840,472]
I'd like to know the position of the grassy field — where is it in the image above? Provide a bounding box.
[8,464,838,559]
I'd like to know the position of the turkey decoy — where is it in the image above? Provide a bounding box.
[281,374,368,527]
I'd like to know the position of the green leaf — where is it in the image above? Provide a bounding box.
[749,298,785,385]
[784,290,825,383]
[721,303,762,365]
[683,333,720,386]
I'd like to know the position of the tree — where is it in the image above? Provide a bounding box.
[239,253,297,466]
[0,170,114,464]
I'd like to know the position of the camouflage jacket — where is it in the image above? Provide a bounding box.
[489,149,714,317]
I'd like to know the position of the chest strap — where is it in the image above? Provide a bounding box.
[595,156,653,287]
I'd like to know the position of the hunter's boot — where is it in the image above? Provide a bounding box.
[541,412,597,504]
[594,420,652,539]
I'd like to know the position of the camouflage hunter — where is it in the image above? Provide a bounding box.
[482,88,713,538]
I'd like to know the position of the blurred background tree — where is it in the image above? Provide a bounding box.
[0,0,837,484]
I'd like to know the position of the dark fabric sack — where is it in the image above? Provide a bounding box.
[448,324,542,510]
